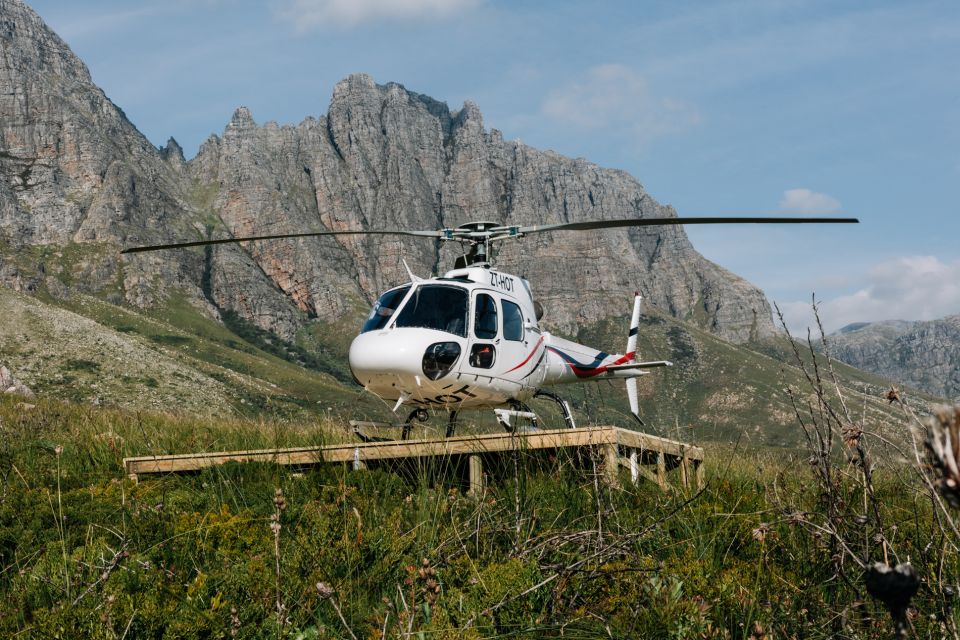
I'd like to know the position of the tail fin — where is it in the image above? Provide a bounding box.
[626,293,644,426]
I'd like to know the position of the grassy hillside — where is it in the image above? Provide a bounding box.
[0,394,955,638]
[0,284,932,449]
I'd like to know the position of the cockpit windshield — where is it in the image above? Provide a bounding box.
[393,285,468,337]
[361,286,410,333]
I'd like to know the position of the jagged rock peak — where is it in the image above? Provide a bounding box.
[229,106,256,128]
[160,137,185,165]
[190,73,777,342]
[0,0,92,83]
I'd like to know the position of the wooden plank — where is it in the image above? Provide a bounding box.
[615,429,703,460]
[124,427,619,475]
[123,426,702,478]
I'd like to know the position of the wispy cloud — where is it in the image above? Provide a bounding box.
[276,0,481,31]
[779,188,842,215]
[776,255,960,334]
[541,64,702,143]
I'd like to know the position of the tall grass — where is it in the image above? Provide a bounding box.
[0,393,956,638]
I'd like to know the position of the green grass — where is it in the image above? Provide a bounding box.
[0,395,955,638]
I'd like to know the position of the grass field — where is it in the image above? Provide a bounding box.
[0,392,956,639]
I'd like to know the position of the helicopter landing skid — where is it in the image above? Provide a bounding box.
[350,408,455,443]
[495,401,540,433]
[350,421,400,443]
[533,390,577,429]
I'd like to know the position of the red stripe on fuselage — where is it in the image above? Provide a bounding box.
[566,351,635,378]
[505,335,545,373]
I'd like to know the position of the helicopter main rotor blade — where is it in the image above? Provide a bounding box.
[120,229,444,254]
[505,216,859,235]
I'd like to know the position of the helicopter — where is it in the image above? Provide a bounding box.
[122,214,857,439]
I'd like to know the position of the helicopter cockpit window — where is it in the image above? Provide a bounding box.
[474,293,498,339]
[362,286,410,333]
[502,300,524,341]
[393,285,468,338]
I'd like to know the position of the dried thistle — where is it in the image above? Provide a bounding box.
[752,523,771,543]
[273,487,286,512]
[925,406,960,507]
[884,386,902,405]
[316,581,335,599]
[787,511,806,526]
[229,606,240,637]
[842,423,863,448]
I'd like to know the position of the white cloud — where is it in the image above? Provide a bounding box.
[276,0,480,30]
[776,256,960,334]
[541,64,701,142]
[779,188,842,215]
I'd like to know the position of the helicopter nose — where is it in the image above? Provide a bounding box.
[349,329,461,386]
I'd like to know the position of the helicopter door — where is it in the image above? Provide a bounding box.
[498,298,533,381]
[466,292,499,372]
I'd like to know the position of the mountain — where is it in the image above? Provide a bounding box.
[1,0,924,445]
[830,316,960,401]
[1,0,773,346]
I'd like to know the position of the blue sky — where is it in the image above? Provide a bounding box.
[29,0,960,332]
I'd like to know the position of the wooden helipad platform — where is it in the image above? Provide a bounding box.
[123,426,704,492]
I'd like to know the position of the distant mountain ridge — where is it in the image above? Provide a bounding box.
[1,0,774,344]
[829,315,960,401]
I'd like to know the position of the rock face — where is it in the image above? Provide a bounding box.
[830,317,960,401]
[0,364,33,397]
[1,0,775,343]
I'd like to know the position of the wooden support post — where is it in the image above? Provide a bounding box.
[603,443,620,488]
[352,447,367,471]
[680,451,689,489]
[468,455,484,497]
[695,460,705,490]
[656,452,667,490]
[629,450,639,485]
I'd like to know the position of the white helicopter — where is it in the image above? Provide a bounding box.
[123,214,857,439]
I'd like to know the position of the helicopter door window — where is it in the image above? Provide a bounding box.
[469,344,496,369]
[393,285,468,338]
[502,300,524,341]
[361,286,411,333]
[474,293,498,339]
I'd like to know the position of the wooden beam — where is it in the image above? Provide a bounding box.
[618,456,662,488]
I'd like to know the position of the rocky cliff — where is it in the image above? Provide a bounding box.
[1,0,775,344]
[830,317,960,401]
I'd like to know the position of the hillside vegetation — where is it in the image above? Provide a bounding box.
[0,283,929,448]
[0,391,956,638]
